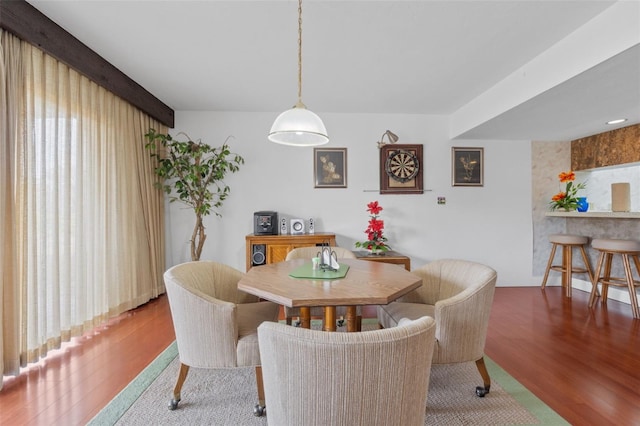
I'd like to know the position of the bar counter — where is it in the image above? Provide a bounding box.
[545,211,640,219]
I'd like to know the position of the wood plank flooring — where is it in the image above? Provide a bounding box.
[1,287,639,425]
[486,287,640,425]
[0,296,175,425]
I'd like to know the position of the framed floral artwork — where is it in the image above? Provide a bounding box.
[452,147,483,186]
[314,148,347,188]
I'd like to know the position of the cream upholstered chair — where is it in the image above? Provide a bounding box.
[163,261,280,411]
[284,246,357,327]
[285,245,357,260]
[258,316,436,426]
[377,259,497,397]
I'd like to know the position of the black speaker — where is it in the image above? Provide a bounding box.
[251,244,266,266]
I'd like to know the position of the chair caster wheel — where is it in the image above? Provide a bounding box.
[254,404,266,417]
[337,319,345,327]
[169,398,180,410]
[475,385,490,397]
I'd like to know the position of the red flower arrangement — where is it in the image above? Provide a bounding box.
[354,201,390,253]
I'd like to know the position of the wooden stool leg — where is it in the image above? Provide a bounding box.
[632,254,640,277]
[622,254,640,319]
[633,255,640,318]
[564,245,573,297]
[579,245,598,296]
[541,243,557,289]
[602,253,613,304]
[589,252,605,308]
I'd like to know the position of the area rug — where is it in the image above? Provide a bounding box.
[88,322,567,426]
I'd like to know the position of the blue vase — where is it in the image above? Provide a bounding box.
[577,197,589,212]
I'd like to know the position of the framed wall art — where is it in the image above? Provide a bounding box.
[314,148,347,188]
[452,147,483,187]
[379,144,423,194]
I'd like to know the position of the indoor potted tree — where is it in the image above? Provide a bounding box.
[145,129,244,261]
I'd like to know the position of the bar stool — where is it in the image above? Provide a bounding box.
[588,238,640,319]
[541,234,594,297]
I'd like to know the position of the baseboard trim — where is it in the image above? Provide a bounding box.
[572,278,630,304]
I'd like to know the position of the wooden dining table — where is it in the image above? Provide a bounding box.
[238,258,422,332]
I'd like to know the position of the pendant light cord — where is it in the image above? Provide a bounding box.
[296,0,305,108]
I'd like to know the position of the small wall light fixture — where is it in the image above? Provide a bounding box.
[376,130,399,148]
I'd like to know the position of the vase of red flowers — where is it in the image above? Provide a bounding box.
[354,201,391,254]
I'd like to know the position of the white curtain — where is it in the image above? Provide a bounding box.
[1,30,166,389]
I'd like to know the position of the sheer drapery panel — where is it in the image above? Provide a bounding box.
[1,30,166,389]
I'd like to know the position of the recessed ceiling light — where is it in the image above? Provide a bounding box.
[606,118,627,125]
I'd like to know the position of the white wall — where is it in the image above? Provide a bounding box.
[166,111,535,286]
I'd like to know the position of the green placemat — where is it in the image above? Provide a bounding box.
[289,263,350,279]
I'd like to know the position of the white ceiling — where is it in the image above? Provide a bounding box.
[28,0,640,141]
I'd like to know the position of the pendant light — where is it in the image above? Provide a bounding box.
[268,0,329,147]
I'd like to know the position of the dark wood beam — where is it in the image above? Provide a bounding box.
[0,0,174,128]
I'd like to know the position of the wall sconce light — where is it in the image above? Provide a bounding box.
[376,130,399,148]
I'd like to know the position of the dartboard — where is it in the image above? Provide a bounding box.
[385,149,420,183]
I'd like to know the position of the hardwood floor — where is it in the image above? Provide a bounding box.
[0,296,175,425]
[486,287,640,425]
[1,287,639,425]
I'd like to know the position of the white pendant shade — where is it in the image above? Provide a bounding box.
[269,0,328,147]
[268,106,329,146]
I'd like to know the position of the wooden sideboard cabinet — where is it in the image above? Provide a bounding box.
[354,250,411,271]
[245,233,336,271]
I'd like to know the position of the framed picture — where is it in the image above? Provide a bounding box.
[452,147,483,186]
[379,144,423,194]
[314,148,347,188]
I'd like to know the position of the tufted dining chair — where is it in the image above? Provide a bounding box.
[163,261,280,411]
[284,246,358,327]
[258,316,436,426]
[377,259,497,397]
